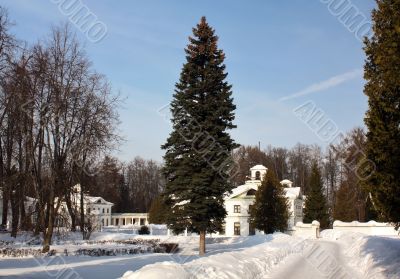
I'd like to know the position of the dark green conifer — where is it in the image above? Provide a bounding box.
[250,171,289,234]
[363,0,400,228]
[162,17,237,255]
[303,162,330,229]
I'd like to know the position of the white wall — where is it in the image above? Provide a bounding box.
[291,221,320,238]
[333,221,398,236]
[224,198,254,236]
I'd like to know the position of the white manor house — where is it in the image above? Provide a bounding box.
[0,184,149,231]
[66,184,149,228]
[224,165,304,236]
[1,165,303,235]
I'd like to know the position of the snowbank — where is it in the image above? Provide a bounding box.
[321,229,400,278]
[120,233,309,279]
[121,230,400,279]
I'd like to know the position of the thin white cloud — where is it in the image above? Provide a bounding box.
[279,69,363,101]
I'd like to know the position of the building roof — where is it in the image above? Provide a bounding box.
[225,183,259,200]
[87,196,114,205]
[283,187,301,199]
[226,183,302,200]
[250,164,268,170]
[280,179,293,187]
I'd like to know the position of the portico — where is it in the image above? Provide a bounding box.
[111,213,149,226]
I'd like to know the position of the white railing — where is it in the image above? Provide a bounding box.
[333,220,398,236]
[291,221,320,238]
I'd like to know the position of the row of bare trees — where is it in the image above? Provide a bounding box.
[0,8,119,251]
[85,156,165,214]
[232,127,376,224]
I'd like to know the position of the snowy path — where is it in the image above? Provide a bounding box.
[268,240,361,279]
[1,232,399,279]
[0,254,197,278]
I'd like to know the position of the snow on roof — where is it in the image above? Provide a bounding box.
[250,164,267,170]
[280,179,293,187]
[226,182,302,200]
[87,196,114,205]
[173,200,190,207]
[283,187,301,199]
[225,183,259,200]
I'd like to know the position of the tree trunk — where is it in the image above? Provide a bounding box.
[199,230,206,256]
[65,192,76,232]
[1,188,9,228]
[19,192,28,230]
[0,137,6,228]
[33,198,44,236]
[10,187,20,238]
[42,190,55,253]
[80,185,85,236]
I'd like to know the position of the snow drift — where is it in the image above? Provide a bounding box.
[120,233,310,279]
[121,231,400,279]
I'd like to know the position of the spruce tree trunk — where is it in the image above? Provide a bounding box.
[199,231,206,256]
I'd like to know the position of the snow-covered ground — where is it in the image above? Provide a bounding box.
[0,230,399,279]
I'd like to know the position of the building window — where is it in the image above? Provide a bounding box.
[107,208,109,213]
[234,205,241,213]
[102,208,105,214]
[234,222,240,236]
[255,171,261,180]
[246,189,256,196]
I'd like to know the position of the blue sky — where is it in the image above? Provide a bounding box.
[0,0,376,162]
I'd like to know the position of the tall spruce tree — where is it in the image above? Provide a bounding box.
[250,171,289,234]
[162,17,237,255]
[303,162,330,229]
[363,0,400,228]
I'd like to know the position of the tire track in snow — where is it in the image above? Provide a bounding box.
[268,240,362,279]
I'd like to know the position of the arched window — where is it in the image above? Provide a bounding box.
[255,171,261,180]
[246,189,256,196]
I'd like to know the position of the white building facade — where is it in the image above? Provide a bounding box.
[1,184,148,231]
[65,184,149,230]
[224,165,304,236]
